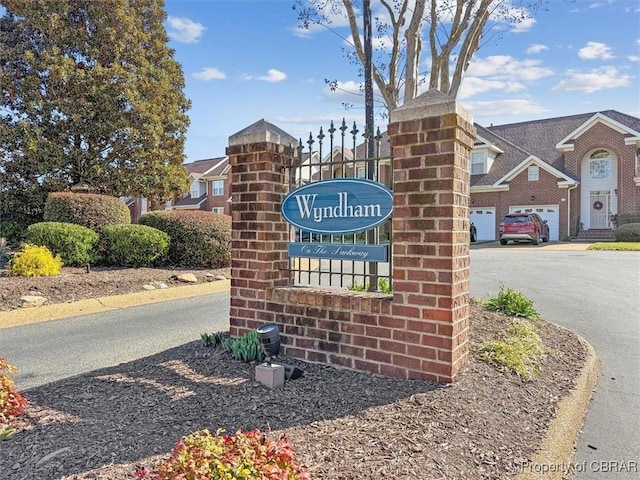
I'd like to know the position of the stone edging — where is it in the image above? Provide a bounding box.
[516,330,600,480]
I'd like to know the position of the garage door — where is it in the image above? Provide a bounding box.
[509,205,560,241]
[470,207,496,241]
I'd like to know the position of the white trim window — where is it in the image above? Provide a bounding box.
[589,150,612,179]
[528,165,539,181]
[470,149,496,175]
[190,181,203,198]
[211,207,224,214]
[212,180,224,196]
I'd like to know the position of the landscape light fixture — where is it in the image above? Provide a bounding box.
[257,323,281,365]
[256,323,303,380]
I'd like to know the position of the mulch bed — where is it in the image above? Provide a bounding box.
[0,301,587,480]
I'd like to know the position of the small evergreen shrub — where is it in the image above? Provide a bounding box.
[139,210,231,268]
[484,285,541,319]
[0,221,23,247]
[26,222,99,266]
[477,318,545,380]
[43,192,131,232]
[614,223,640,242]
[6,244,62,277]
[102,224,170,267]
[135,429,310,480]
[616,212,640,227]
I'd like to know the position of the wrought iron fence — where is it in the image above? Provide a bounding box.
[285,120,393,292]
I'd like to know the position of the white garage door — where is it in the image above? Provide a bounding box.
[470,207,496,241]
[509,205,560,241]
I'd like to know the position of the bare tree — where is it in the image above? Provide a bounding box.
[294,0,556,112]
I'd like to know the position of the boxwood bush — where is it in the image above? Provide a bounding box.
[26,222,99,266]
[101,224,170,267]
[139,210,231,268]
[614,223,640,242]
[616,212,640,227]
[44,192,130,232]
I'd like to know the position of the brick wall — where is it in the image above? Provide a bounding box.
[228,91,473,383]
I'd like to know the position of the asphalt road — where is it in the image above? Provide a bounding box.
[0,292,230,391]
[470,243,640,480]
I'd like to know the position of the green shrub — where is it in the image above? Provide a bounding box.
[616,212,640,227]
[0,221,24,247]
[484,285,540,319]
[348,278,393,294]
[222,331,264,363]
[43,192,130,232]
[614,223,640,242]
[477,318,544,380]
[26,222,99,266]
[139,210,231,268]
[6,244,62,277]
[139,428,310,480]
[102,224,170,267]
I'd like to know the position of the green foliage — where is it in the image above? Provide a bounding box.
[616,212,640,227]
[139,428,310,480]
[222,331,265,363]
[44,192,131,232]
[348,278,393,294]
[588,242,640,251]
[0,220,25,247]
[102,224,169,267]
[614,223,640,243]
[0,357,28,438]
[0,0,190,202]
[201,331,228,348]
[139,210,231,268]
[6,243,62,277]
[484,285,540,319]
[26,222,99,266]
[477,318,545,380]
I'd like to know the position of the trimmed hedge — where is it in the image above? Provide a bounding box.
[44,192,130,232]
[616,212,640,227]
[139,210,231,268]
[102,224,170,267]
[26,222,99,266]
[614,223,640,242]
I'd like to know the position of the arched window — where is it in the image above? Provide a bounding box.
[589,150,612,179]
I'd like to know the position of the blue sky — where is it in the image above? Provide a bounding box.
[163,0,639,163]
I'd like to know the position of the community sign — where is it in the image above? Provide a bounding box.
[282,178,393,261]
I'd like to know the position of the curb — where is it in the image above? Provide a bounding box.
[516,331,600,480]
[0,279,231,329]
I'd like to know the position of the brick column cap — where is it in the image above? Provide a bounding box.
[229,118,299,148]
[390,89,472,124]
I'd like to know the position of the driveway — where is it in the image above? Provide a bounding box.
[470,243,640,479]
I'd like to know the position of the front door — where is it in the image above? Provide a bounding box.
[589,191,610,229]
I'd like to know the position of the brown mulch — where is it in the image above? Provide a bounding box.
[0,284,588,480]
[0,266,231,312]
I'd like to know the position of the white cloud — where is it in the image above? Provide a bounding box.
[166,16,205,44]
[527,43,548,54]
[462,99,548,118]
[258,69,287,83]
[322,80,362,100]
[191,67,226,81]
[240,69,288,83]
[511,16,536,33]
[578,41,614,59]
[458,77,525,99]
[466,56,554,82]
[552,67,631,93]
[629,55,640,62]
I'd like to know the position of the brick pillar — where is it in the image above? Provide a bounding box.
[226,121,297,337]
[388,90,475,381]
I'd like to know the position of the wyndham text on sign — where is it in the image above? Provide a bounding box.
[281,178,393,235]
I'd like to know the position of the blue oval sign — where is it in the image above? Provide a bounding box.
[281,178,393,235]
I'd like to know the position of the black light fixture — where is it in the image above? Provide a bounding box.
[257,323,281,365]
[256,323,303,380]
[531,195,535,202]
